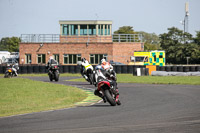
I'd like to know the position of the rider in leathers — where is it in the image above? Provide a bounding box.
[81,58,93,80]
[94,59,120,103]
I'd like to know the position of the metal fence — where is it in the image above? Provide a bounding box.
[21,34,60,43]
[20,34,143,43]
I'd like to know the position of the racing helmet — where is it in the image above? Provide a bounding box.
[101,58,106,65]
[82,58,86,62]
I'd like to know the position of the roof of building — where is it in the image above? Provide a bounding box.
[59,20,112,25]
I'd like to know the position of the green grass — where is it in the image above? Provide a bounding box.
[69,74,200,85]
[0,78,87,117]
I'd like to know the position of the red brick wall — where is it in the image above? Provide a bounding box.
[19,42,113,65]
[19,42,144,65]
[112,42,144,64]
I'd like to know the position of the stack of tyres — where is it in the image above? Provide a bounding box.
[63,65,69,73]
[122,65,127,74]
[39,66,46,73]
[127,65,133,73]
[183,66,189,72]
[177,66,183,72]
[33,65,39,73]
[27,65,33,73]
[172,66,177,72]
[190,66,196,72]
[59,65,63,73]
[69,65,75,73]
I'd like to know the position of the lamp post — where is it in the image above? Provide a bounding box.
[186,57,190,65]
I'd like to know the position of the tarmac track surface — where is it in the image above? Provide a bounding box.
[0,76,200,133]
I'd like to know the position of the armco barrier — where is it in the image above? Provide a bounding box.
[1,65,200,74]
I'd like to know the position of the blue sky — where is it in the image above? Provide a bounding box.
[0,0,200,39]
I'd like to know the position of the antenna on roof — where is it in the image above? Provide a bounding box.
[184,2,189,33]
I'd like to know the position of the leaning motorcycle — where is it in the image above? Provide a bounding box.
[48,65,59,81]
[85,68,94,85]
[97,80,121,106]
[96,69,121,106]
[4,68,14,78]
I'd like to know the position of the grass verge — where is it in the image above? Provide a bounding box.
[0,78,87,117]
[69,74,200,85]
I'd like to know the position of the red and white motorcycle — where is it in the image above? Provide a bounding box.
[95,67,121,106]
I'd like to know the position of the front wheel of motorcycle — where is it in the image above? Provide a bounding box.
[4,72,9,78]
[49,74,53,81]
[54,71,59,82]
[104,89,116,106]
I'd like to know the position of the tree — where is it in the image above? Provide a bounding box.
[138,31,161,50]
[193,31,200,46]
[114,26,135,34]
[159,27,200,64]
[0,37,21,52]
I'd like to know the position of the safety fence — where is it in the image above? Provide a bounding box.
[0,65,200,74]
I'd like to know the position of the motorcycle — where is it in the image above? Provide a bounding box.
[96,69,121,106]
[4,68,14,78]
[85,68,94,85]
[48,65,59,81]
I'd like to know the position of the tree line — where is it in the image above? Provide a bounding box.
[114,26,200,64]
[0,26,200,64]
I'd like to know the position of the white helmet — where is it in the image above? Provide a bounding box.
[101,58,106,64]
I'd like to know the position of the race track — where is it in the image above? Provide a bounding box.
[0,76,200,133]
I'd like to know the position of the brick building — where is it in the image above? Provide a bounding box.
[19,20,144,65]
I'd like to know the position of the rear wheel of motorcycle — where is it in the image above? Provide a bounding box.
[89,74,93,85]
[104,90,116,106]
[54,71,59,81]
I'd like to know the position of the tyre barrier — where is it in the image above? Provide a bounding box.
[33,65,40,73]
[183,66,190,72]
[172,66,177,72]
[165,66,171,72]
[177,66,183,72]
[190,66,196,72]
[27,66,33,73]
[116,65,122,74]
[20,66,28,74]
[63,65,69,73]
[122,65,128,73]
[127,65,133,73]
[1,65,200,74]
[39,66,46,73]
[196,66,200,71]
[59,65,63,73]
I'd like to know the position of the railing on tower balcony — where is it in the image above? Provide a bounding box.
[20,34,143,43]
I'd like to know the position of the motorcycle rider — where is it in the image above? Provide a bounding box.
[8,63,19,76]
[46,56,58,70]
[80,58,93,80]
[101,58,117,81]
[94,59,120,104]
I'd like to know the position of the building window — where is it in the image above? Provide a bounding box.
[108,25,110,35]
[80,25,87,35]
[105,25,107,35]
[63,54,81,64]
[89,25,96,35]
[37,54,46,64]
[53,54,59,63]
[90,54,108,64]
[25,54,31,64]
[62,24,68,35]
[70,25,78,35]
[98,25,104,35]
